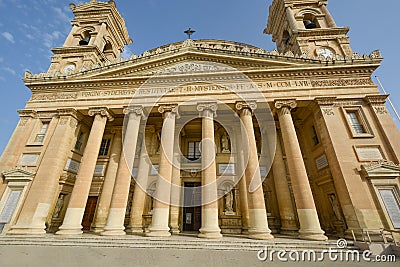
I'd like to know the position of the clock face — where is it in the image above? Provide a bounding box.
[316,48,334,58]
[64,64,76,73]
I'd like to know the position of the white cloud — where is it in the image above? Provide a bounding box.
[25,34,35,40]
[2,67,17,76]
[52,7,71,23]
[1,32,15,43]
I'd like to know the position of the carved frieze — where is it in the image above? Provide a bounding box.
[311,78,373,88]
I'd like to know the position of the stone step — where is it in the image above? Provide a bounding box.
[0,235,359,252]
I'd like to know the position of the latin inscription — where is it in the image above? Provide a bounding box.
[29,78,372,102]
[219,164,236,175]
[356,147,384,162]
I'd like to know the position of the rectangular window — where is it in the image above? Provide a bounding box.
[74,131,84,151]
[312,125,320,145]
[346,111,366,134]
[34,122,49,143]
[187,141,201,160]
[98,139,111,156]
[379,189,400,228]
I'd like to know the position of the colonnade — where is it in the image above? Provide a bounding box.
[7,100,327,241]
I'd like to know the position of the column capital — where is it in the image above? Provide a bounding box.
[365,95,388,106]
[274,99,297,112]
[197,102,218,117]
[235,101,257,112]
[124,105,145,118]
[88,107,114,121]
[158,104,178,114]
[17,109,37,118]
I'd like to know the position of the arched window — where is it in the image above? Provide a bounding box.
[103,42,113,53]
[79,30,91,45]
[303,13,319,29]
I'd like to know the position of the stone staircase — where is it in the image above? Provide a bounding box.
[0,234,359,252]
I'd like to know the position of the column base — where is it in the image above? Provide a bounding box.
[298,230,328,241]
[248,230,274,240]
[125,225,144,235]
[100,228,126,236]
[145,208,171,237]
[55,227,83,235]
[198,230,223,239]
[145,229,171,237]
[170,227,180,235]
[90,226,105,234]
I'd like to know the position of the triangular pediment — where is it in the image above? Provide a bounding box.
[24,39,382,86]
[361,161,400,179]
[2,167,36,182]
[74,40,319,80]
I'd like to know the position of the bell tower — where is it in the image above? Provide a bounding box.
[264,0,352,58]
[48,0,132,74]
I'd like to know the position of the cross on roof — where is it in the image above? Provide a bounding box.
[184,28,196,39]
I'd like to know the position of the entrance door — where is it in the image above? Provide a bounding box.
[82,196,98,231]
[182,182,201,232]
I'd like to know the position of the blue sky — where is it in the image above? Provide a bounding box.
[0,0,399,155]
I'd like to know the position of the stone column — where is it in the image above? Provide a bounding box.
[319,2,337,28]
[285,5,298,30]
[272,131,298,235]
[275,100,327,241]
[56,107,113,235]
[197,102,222,239]
[146,104,178,237]
[101,106,143,236]
[236,101,273,240]
[126,132,152,234]
[8,109,79,234]
[169,152,181,235]
[235,132,250,234]
[91,129,122,233]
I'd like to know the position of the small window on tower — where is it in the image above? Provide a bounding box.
[103,42,113,53]
[303,14,319,29]
[79,31,91,46]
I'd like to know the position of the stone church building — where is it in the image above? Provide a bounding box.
[0,0,399,241]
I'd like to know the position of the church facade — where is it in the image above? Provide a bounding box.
[0,0,399,241]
